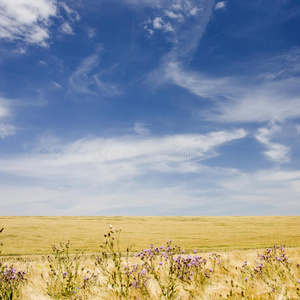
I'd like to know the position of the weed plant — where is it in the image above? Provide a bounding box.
[93,226,300,299]
[44,241,97,299]
[0,228,27,300]
[0,224,300,299]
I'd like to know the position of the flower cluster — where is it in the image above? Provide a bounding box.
[45,241,98,299]
[0,262,27,300]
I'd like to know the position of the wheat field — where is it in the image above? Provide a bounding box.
[0,216,299,256]
[1,216,300,299]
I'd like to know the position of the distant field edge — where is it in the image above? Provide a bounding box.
[0,216,299,256]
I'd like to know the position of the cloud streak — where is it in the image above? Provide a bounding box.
[163,61,239,98]
[157,62,300,124]
[255,124,290,163]
[0,97,16,138]
[2,152,300,215]
[208,78,300,123]
[70,47,122,97]
[0,128,246,184]
[0,98,9,118]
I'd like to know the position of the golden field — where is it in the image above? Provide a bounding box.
[0,216,299,255]
[1,218,300,299]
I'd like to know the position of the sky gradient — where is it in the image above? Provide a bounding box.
[0,0,300,215]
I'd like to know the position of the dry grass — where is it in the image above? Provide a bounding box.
[2,247,300,299]
[0,216,300,255]
[1,219,300,299]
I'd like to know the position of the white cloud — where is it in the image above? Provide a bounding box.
[59,2,80,22]
[159,62,300,124]
[0,129,246,183]
[171,2,182,10]
[133,123,151,136]
[0,129,249,214]
[93,75,122,97]
[209,79,300,123]
[144,0,214,51]
[162,61,237,98]
[2,149,300,215]
[0,98,17,138]
[3,127,300,215]
[125,0,161,6]
[0,123,15,138]
[256,170,300,182]
[163,22,174,32]
[70,47,102,94]
[38,60,48,66]
[164,10,183,20]
[0,99,9,118]
[147,28,154,35]
[61,22,74,35]
[255,124,290,163]
[212,96,300,123]
[0,0,80,46]
[70,47,122,97]
[13,46,26,54]
[220,168,300,213]
[50,81,62,89]
[0,0,57,46]
[215,2,226,10]
[189,7,201,16]
[153,17,163,29]
[151,17,174,32]
[87,27,97,39]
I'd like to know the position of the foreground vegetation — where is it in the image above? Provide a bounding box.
[1,224,300,299]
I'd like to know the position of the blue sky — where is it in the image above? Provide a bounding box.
[0,0,300,215]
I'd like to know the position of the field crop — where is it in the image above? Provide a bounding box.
[0,224,300,299]
[0,216,300,255]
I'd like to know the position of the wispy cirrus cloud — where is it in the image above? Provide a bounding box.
[157,61,300,124]
[132,122,151,136]
[2,142,300,215]
[0,123,15,139]
[207,78,300,123]
[70,47,102,94]
[0,128,246,183]
[70,47,122,97]
[144,1,300,128]
[218,168,300,214]
[0,98,9,118]
[0,128,249,214]
[0,97,16,138]
[255,124,290,163]
[162,61,239,98]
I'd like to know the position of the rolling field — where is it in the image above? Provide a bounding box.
[0,216,300,256]
[1,217,300,299]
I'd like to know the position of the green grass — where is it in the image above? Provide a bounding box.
[0,216,300,255]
